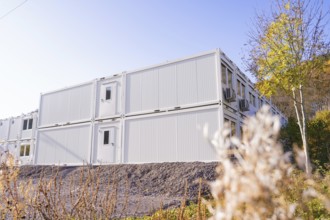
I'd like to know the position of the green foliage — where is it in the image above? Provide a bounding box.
[308,110,330,168]
[124,202,210,220]
[280,116,302,151]
[280,110,330,167]
[284,170,330,219]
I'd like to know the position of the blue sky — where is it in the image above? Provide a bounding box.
[0,0,328,118]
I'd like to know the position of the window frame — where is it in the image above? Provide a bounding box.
[22,119,33,130]
[105,87,112,101]
[103,130,110,145]
[19,144,30,157]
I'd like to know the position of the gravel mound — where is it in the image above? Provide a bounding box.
[18,162,218,217]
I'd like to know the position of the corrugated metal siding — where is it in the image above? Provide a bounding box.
[0,119,10,141]
[157,116,177,162]
[124,119,140,162]
[141,69,159,111]
[8,118,21,141]
[124,107,219,163]
[126,73,142,114]
[39,82,94,127]
[176,59,198,106]
[35,123,92,165]
[125,53,218,115]
[196,55,217,103]
[159,65,177,109]
[176,112,199,161]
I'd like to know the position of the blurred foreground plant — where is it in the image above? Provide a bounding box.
[204,106,330,220]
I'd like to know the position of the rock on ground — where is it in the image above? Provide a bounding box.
[18,162,218,217]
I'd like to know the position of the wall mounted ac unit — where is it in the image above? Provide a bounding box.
[239,99,249,111]
[223,88,236,102]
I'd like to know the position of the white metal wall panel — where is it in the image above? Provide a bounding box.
[125,53,218,115]
[126,73,142,113]
[124,119,140,162]
[124,107,219,163]
[141,69,158,111]
[176,59,198,106]
[157,116,177,162]
[35,123,92,165]
[196,55,217,103]
[6,142,18,157]
[196,110,218,160]
[139,118,158,162]
[8,118,21,141]
[0,119,10,141]
[176,112,199,161]
[39,82,94,127]
[158,65,177,108]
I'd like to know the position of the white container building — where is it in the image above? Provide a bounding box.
[0,111,37,164]
[0,48,287,166]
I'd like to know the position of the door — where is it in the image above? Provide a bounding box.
[97,126,116,163]
[99,82,118,118]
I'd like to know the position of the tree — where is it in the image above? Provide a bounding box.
[247,0,330,175]
[272,57,330,118]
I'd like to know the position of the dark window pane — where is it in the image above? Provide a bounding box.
[25,145,30,156]
[20,146,25,157]
[23,120,28,130]
[28,119,33,129]
[221,64,226,84]
[106,87,111,100]
[104,130,109,145]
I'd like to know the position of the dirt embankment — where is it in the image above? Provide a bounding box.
[18,162,218,217]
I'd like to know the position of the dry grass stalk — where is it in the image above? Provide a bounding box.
[205,106,330,220]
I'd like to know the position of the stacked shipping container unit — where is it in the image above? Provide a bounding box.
[0,49,287,165]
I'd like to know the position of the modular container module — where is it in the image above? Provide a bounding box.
[0,48,287,166]
[0,111,38,165]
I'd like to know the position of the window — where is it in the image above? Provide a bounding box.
[249,93,256,107]
[237,80,241,96]
[20,144,30,157]
[224,118,236,137]
[221,63,233,89]
[236,80,247,98]
[105,87,111,100]
[231,121,236,136]
[23,119,33,130]
[103,130,110,145]
[242,84,245,98]
[228,70,233,89]
[221,64,227,84]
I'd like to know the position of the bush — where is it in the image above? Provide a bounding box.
[281,110,330,168]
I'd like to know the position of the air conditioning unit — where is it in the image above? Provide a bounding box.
[223,88,236,102]
[239,99,249,111]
